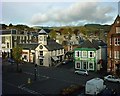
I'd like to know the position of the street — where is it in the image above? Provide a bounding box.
[2,60,120,95]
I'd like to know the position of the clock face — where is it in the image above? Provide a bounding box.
[39,45,43,49]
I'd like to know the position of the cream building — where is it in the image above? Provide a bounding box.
[20,29,64,67]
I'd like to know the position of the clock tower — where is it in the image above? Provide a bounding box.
[38,29,48,45]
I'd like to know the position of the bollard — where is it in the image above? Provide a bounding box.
[28,78,31,84]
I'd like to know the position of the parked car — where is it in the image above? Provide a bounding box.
[75,69,88,76]
[104,75,120,83]
[62,60,69,65]
[8,58,15,63]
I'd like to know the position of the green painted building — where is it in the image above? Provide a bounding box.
[74,40,100,71]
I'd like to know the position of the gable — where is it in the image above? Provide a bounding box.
[35,44,48,51]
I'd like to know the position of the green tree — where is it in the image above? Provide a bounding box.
[79,26,88,35]
[12,46,22,72]
[49,29,57,39]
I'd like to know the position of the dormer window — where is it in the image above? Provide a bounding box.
[117,20,119,24]
[116,27,120,33]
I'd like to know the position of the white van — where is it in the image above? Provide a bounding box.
[85,78,106,95]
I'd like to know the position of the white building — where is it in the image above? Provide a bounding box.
[20,29,64,67]
[0,29,34,54]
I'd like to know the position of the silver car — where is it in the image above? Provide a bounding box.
[104,75,120,83]
[75,69,88,76]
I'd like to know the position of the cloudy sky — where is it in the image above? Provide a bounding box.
[1,0,120,27]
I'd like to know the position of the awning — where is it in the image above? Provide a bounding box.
[52,56,59,61]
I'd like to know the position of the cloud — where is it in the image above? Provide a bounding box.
[30,2,115,25]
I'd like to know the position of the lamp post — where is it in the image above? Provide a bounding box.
[34,64,37,81]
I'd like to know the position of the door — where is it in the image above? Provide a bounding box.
[40,59,43,65]
[83,61,87,69]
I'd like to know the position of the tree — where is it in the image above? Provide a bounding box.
[12,46,22,72]
[1,24,8,29]
[49,29,57,39]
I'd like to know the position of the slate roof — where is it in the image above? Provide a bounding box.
[0,29,17,35]
[45,39,63,51]
[79,40,99,50]
[19,43,39,50]
[92,40,107,47]
[39,29,48,35]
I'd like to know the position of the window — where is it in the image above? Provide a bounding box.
[76,63,80,68]
[69,46,72,50]
[39,36,43,41]
[40,51,43,56]
[110,38,112,45]
[114,38,120,46]
[83,61,87,69]
[44,36,47,41]
[77,51,79,57]
[2,37,5,43]
[82,51,87,57]
[89,62,94,70]
[7,42,9,48]
[88,51,94,58]
[116,27,120,33]
[75,51,78,57]
[114,51,120,59]
[40,59,43,65]
[117,20,119,24]
[75,51,81,57]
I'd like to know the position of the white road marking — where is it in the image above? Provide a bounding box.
[24,71,79,84]
[3,81,44,96]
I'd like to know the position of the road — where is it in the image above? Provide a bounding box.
[2,60,120,95]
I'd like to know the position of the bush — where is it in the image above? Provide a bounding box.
[60,85,84,96]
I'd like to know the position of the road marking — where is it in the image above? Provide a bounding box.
[24,71,79,84]
[3,81,44,96]
[24,71,50,79]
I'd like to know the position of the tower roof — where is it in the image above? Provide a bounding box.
[38,29,47,35]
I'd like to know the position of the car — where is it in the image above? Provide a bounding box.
[75,69,88,76]
[104,75,120,83]
[62,60,69,64]
[8,58,15,63]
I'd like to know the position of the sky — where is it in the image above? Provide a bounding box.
[1,0,120,27]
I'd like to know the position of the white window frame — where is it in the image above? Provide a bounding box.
[75,51,78,57]
[114,51,120,59]
[88,61,94,70]
[79,51,81,57]
[88,51,95,58]
[116,27,120,33]
[82,51,87,58]
[114,38,120,46]
[75,62,81,69]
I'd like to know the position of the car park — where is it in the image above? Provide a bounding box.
[104,75,120,83]
[75,69,88,76]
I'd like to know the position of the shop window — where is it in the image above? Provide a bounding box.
[89,62,93,69]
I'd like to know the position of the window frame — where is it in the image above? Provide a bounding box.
[82,51,87,58]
